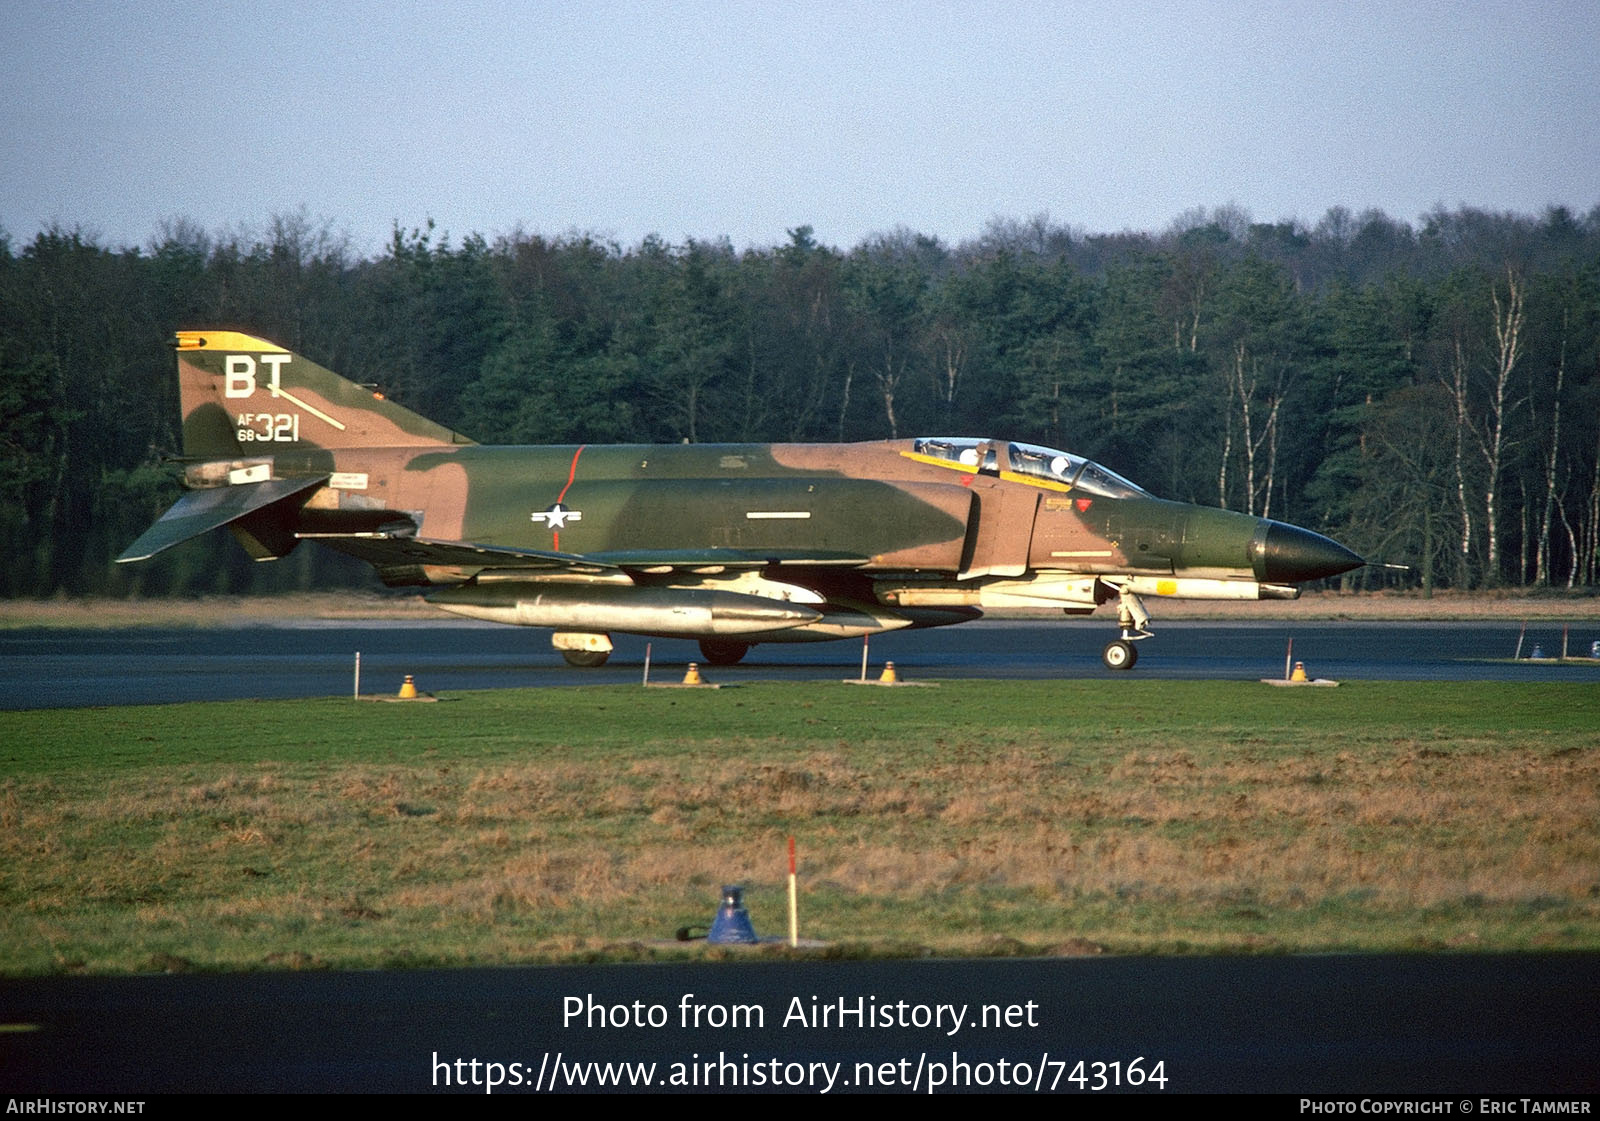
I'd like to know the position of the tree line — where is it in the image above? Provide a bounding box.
[2,203,1597,598]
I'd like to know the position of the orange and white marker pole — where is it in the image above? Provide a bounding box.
[787,835,798,948]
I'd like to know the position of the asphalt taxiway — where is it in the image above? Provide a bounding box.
[2,619,1597,708]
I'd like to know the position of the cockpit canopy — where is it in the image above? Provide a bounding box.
[911,437,1150,499]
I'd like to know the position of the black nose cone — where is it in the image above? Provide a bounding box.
[1254,521,1364,583]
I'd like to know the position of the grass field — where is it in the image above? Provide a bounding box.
[2,681,1596,975]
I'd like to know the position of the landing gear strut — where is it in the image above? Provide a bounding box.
[1102,586,1153,671]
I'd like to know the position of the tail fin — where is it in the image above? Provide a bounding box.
[175,330,474,456]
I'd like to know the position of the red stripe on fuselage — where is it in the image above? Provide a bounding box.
[553,445,585,550]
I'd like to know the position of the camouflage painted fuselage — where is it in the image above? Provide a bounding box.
[120,332,1363,659]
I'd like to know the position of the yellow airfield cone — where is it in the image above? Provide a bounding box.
[1263,653,1335,687]
[398,674,418,698]
[682,662,703,685]
[845,657,934,687]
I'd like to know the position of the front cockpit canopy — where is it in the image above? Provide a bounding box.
[912,437,1149,499]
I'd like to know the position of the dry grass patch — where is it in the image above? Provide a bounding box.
[3,682,1597,972]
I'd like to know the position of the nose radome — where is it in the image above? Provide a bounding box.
[1253,521,1364,583]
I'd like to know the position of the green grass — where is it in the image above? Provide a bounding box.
[2,681,1596,974]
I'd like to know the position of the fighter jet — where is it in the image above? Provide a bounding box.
[118,331,1364,670]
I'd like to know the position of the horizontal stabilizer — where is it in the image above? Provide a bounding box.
[115,477,328,563]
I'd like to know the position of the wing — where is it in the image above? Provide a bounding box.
[307,533,871,579]
[303,533,615,574]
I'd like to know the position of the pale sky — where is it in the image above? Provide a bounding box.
[4,0,1597,255]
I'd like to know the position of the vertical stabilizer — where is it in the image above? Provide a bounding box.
[174,330,473,456]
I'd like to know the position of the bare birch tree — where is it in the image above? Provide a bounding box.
[1476,268,1525,583]
[1226,340,1285,516]
[1534,310,1567,584]
[1444,338,1475,586]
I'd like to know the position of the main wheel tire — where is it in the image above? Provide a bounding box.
[698,639,750,666]
[561,649,610,668]
[1102,639,1138,671]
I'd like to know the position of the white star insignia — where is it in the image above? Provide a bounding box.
[531,503,581,530]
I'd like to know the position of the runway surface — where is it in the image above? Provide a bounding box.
[2,618,1598,708]
[3,953,1596,1094]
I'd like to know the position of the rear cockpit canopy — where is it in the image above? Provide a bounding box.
[911,437,1149,499]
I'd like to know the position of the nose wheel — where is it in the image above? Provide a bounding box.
[1102,639,1139,670]
[1101,585,1152,670]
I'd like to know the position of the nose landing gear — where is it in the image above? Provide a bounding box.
[1102,638,1138,670]
[1101,586,1152,671]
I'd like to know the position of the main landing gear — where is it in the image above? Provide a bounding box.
[561,649,610,668]
[698,639,750,666]
[552,634,749,668]
[554,631,613,667]
[1101,586,1153,671]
